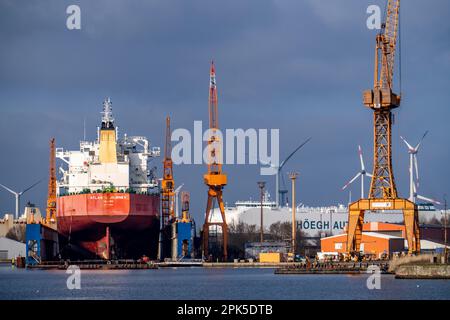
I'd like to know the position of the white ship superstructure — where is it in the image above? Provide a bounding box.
[56,98,161,195]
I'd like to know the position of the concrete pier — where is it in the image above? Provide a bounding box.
[395,264,450,279]
[274,261,391,274]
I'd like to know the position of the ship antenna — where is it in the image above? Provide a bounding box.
[102,97,114,129]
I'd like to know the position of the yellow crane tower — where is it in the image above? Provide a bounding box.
[203,61,228,261]
[347,0,420,255]
[159,116,176,260]
[161,116,175,227]
[46,138,57,224]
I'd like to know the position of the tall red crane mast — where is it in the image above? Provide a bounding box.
[202,61,228,261]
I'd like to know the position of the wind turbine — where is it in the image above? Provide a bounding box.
[342,145,372,199]
[174,183,184,218]
[0,179,43,219]
[400,131,441,205]
[262,137,311,208]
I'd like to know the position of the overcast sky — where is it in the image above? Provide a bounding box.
[1,0,449,223]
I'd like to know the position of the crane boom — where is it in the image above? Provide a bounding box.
[164,116,172,161]
[381,0,400,91]
[365,0,401,109]
[207,61,222,176]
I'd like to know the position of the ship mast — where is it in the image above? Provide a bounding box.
[101,97,115,129]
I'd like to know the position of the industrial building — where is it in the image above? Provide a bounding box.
[413,240,449,254]
[321,222,449,258]
[0,237,26,260]
[0,214,15,237]
[245,241,289,261]
[321,232,404,258]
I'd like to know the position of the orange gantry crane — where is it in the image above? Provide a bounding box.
[46,138,57,223]
[203,61,228,261]
[161,116,175,227]
[347,0,420,254]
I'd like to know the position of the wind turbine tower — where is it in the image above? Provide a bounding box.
[269,138,311,208]
[342,145,372,199]
[400,131,441,205]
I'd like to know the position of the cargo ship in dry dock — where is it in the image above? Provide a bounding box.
[56,98,161,260]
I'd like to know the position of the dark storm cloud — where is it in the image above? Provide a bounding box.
[0,0,449,223]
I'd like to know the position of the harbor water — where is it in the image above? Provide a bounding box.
[0,265,449,300]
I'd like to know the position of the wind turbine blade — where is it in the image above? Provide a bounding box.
[365,173,373,178]
[416,195,441,205]
[260,160,278,170]
[279,137,312,170]
[400,136,414,151]
[0,183,18,195]
[342,173,361,190]
[358,145,365,171]
[415,130,429,151]
[174,183,184,193]
[20,179,43,195]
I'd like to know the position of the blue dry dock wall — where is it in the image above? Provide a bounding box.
[25,224,42,265]
[176,222,193,258]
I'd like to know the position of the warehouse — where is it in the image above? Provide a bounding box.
[0,237,26,260]
[320,232,405,258]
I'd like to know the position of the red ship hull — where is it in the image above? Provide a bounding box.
[56,193,160,260]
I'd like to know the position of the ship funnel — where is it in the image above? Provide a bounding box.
[99,98,117,163]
